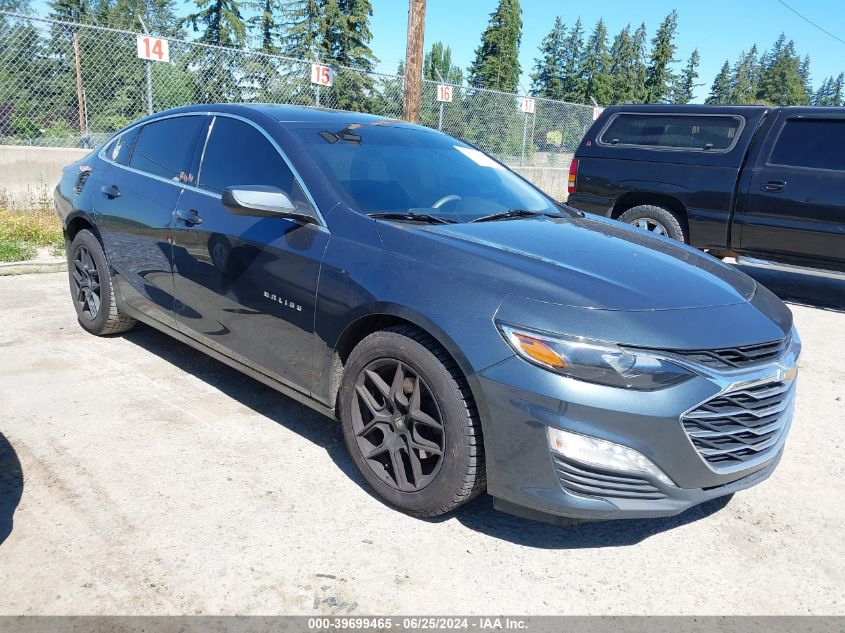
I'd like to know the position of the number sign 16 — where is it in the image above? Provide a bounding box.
[436,85,453,102]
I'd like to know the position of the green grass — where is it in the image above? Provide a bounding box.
[0,239,37,263]
[0,210,64,262]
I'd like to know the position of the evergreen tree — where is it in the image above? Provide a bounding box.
[631,22,649,98]
[320,0,376,70]
[707,60,732,104]
[799,54,812,102]
[530,16,565,99]
[730,46,760,104]
[424,41,462,83]
[48,0,91,22]
[609,24,642,103]
[757,34,808,105]
[559,17,585,102]
[580,18,612,104]
[644,10,678,103]
[467,0,522,92]
[182,0,246,46]
[814,73,844,106]
[251,0,283,53]
[280,0,321,59]
[671,48,700,104]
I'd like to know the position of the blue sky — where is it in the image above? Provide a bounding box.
[367,0,845,103]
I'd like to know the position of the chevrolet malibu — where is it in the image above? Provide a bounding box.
[54,104,800,523]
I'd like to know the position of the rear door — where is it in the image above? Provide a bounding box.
[170,114,329,394]
[95,114,205,327]
[740,114,845,266]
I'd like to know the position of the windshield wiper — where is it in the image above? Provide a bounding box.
[366,211,457,224]
[470,209,558,223]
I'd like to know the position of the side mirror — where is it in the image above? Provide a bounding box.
[221,185,320,224]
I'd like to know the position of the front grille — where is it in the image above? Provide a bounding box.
[659,338,786,370]
[553,455,666,500]
[682,380,794,468]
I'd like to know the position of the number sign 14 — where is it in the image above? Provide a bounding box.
[136,35,170,63]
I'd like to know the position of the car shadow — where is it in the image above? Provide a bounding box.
[733,263,845,313]
[0,433,24,546]
[121,325,732,548]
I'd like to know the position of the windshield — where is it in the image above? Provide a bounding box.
[288,122,563,223]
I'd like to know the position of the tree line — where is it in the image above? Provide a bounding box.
[1,0,843,147]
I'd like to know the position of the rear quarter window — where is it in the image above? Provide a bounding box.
[768,118,845,171]
[598,114,743,152]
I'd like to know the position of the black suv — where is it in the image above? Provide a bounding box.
[568,105,845,275]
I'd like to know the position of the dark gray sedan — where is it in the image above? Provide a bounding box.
[54,104,800,523]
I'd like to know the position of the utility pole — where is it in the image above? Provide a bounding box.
[72,32,86,141]
[402,0,426,123]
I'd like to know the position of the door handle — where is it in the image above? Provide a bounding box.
[762,181,786,193]
[100,184,121,199]
[175,208,203,226]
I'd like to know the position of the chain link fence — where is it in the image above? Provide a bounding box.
[0,10,596,169]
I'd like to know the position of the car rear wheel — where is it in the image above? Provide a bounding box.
[338,325,486,517]
[618,205,688,243]
[67,229,136,336]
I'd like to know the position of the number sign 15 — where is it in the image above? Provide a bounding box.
[311,64,333,87]
[136,35,170,63]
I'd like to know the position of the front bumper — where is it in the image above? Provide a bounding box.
[474,351,797,522]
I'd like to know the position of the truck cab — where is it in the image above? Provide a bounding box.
[568,105,845,274]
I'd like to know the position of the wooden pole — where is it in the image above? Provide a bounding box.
[402,0,426,123]
[72,32,86,137]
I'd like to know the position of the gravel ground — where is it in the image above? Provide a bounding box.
[0,269,843,615]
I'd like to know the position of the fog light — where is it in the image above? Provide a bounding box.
[548,427,675,487]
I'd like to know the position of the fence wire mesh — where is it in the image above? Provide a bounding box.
[0,11,596,167]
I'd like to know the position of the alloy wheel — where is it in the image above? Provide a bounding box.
[634,218,668,236]
[351,359,445,492]
[71,245,101,319]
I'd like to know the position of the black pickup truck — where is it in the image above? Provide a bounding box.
[567,104,845,275]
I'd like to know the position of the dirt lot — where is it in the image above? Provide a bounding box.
[0,268,843,615]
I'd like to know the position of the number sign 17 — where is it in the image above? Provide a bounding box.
[136,35,169,63]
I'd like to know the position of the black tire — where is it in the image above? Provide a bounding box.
[338,325,486,517]
[618,205,688,243]
[67,229,136,336]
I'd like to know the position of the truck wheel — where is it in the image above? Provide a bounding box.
[618,205,688,243]
[67,229,136,336]
[338,325,486,517]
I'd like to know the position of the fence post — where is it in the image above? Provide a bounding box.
[520,110,528,166]
[146,61,153,115]
[438,101,443,131]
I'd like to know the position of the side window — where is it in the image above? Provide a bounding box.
[104,126,139,166]
[129,116,203,181]
[768,119,845,171]
[599,114,742,151]
[198,116,311,209]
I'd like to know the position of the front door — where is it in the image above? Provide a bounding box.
[741,116,845,266]
[95,114,205,328]
[171,115,329,394]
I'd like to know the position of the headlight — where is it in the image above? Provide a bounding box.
[498,323,694,390]
[787,325,801,360]
[548,427,675,487]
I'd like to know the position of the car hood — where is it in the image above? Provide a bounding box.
[377,215,757,311]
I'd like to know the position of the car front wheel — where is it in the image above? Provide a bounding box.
[67,229,136,336]
[338,325,486,517]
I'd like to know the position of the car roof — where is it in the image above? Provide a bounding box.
[157,102,403,125]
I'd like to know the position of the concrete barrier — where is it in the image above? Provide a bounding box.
[0,145,571,210]
[0,146,88,211]
[510,166,569,201]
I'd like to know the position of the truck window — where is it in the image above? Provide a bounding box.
[768,119,845,171]
[599,114,742,151]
